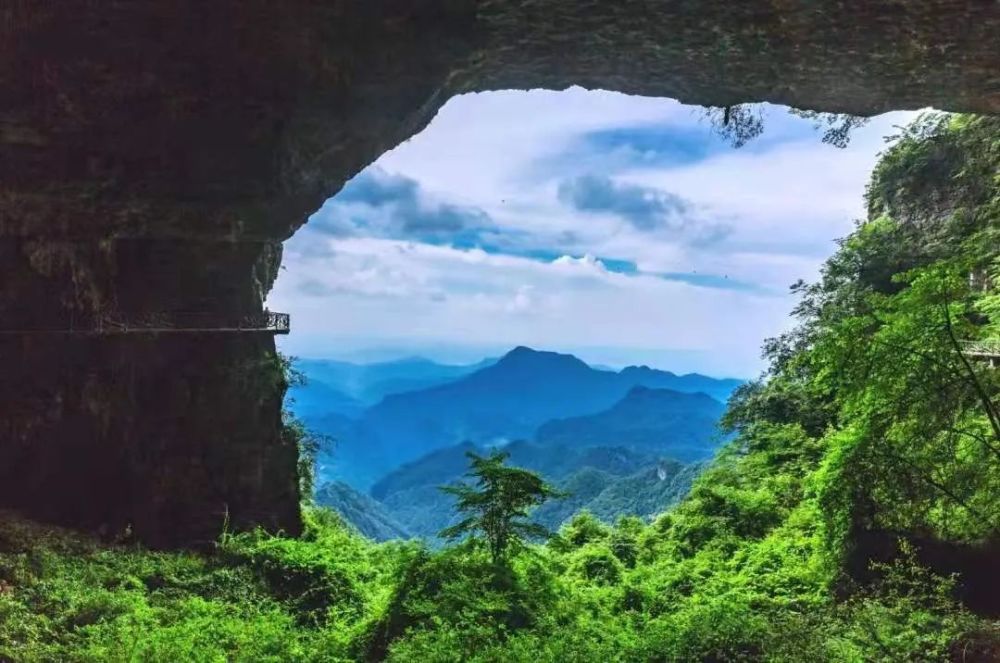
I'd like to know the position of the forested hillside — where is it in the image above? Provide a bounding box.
[361,441,701,539]
[3,114,999,661]
[535,386,725,461]
[314,483,412,541]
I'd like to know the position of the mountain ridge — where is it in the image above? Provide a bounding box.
[354,347,737,478]
[535,385,726,462]
[294,346,740,489]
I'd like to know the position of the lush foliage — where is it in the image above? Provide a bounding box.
[279,353,328,500]
[365,440,698,541]
[0,509,413,662]
[439,452,560,563]
[3,113,1000,661]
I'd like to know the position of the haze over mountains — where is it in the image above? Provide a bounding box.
[289,346,741,539]
[288,356,495,419]
[292,347,738,486]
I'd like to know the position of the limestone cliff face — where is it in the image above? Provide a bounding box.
[0,238,299,547]
[0,335,299,547]
[0,0,998,546]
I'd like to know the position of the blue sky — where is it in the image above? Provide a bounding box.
[268,89,917,377]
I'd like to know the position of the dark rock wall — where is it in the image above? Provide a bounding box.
[0,334,298,547]
[0,0,997,546]
[471,0,1000,114]
[0,237,299,546]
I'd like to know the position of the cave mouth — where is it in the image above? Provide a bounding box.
[3,0,995,548]
[268,87,919,500]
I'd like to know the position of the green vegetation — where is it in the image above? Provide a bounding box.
[439,451,560,563]
[279,352,327,500]
[3,113,1000,661]
[366,441,699,541]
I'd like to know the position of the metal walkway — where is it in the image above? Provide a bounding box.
[0,310,290,335]
[960,339,1000,360]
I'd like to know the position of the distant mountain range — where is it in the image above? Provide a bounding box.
[288,356,494,418]
[295,347,739,487]
[289,346,741,539]
[536,385,726,462]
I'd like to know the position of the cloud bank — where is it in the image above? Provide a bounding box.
[268,88,918,376]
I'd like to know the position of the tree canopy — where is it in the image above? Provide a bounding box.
[440,451,561,563]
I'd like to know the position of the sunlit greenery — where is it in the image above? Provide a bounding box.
[3,113,1000,661]
[439,451,561,563]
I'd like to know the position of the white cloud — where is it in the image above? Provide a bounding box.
[271,89,922,376]
[506,285,535,313]
[270,237,791,377]
[377,89,693,200]
[550,253,609,273]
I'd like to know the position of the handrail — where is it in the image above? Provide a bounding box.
[959,339,1000,358]
[0,310,290,335]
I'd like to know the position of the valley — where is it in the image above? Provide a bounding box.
[289,347,738,539]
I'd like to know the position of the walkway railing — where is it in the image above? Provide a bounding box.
[959,339,1000,359]
[0,310,290,335]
